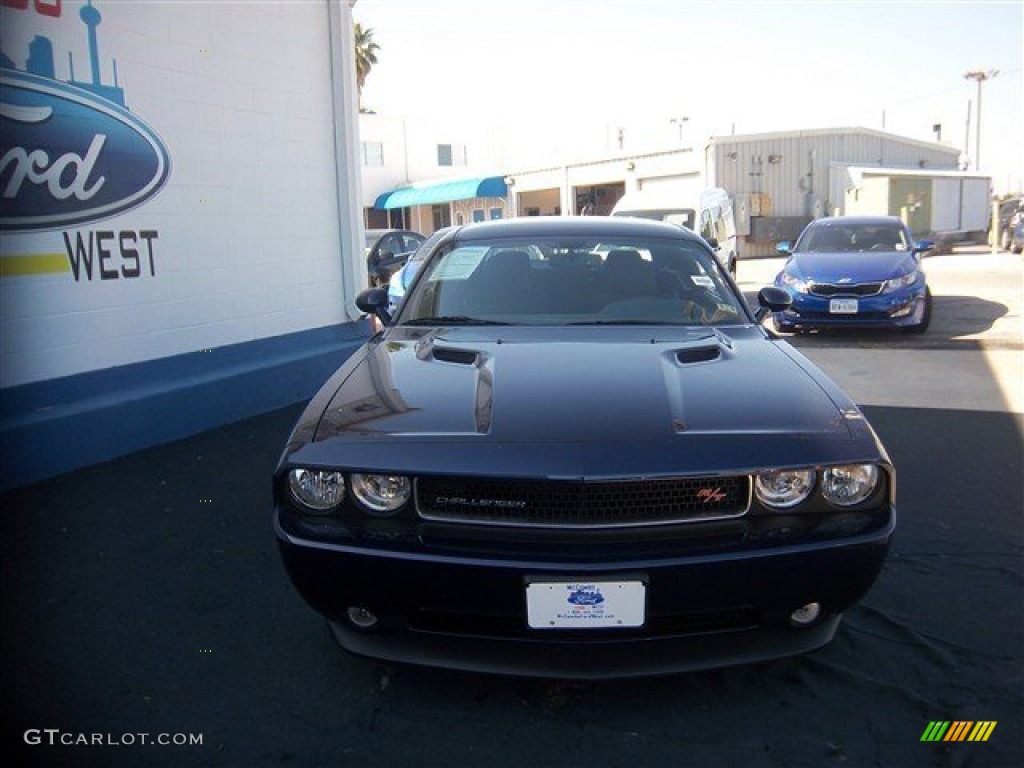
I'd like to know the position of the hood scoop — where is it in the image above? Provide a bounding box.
[431,347,479,366]
[676,345,722,365]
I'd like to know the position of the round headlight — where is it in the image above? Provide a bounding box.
[755,469,815,508]
[350,473,412,515]
[288,469,345,512]
[821,464,879,506]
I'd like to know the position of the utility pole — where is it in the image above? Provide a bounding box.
[964,69,999,170]
[670,116,689,141]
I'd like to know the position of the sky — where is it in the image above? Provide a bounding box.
[355,0,1024,193]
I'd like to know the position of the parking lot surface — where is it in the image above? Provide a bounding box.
[739,245,1023,413]
[3,246,1022,768]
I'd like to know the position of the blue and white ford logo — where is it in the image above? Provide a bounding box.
[567,588,604,606]
[0,67,170,232]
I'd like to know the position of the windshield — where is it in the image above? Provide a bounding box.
[397,236,746,327]
[613,209,697,230]
[796,223,910,253]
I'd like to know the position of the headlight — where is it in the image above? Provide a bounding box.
[350,473,412,515]
[821,464,879,506]
[754,469,815,508]
[781,272,809,294]
[288,469,345,512]
[883,272,918,292]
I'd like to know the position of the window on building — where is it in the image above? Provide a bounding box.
[489,208,503,220]
[472,209,485,223]
[432,204,452,230]
[437,143,467,167]
[361,141,384,167]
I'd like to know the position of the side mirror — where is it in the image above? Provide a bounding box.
[356,287,392,325]
[776,241,793,255]
[755,285,792,323]
[913,240,934,254]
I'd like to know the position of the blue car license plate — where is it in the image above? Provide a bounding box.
[829,298,859,314]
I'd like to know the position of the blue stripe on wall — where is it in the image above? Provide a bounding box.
[0,321,371,491]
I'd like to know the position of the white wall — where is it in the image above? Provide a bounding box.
[1,0,360,388]
[358,113,503,207]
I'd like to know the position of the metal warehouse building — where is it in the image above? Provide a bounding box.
[504,126,983,258]
[708,127,979,256]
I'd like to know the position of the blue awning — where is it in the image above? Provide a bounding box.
[374,176,508,210]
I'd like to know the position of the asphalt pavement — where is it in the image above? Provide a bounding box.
[2,396,1022,767]
[738,245,1024,414]
[3,245,1022,767]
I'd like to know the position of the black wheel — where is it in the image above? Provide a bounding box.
[903,289,932,334]
[1001,229,1012,251]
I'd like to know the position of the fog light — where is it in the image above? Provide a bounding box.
[347,606,379,630]
[890,303,913,318]
[789,602,822,627]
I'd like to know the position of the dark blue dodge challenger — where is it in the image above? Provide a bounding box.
[274,217,894,679]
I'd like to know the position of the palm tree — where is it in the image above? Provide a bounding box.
[354,23,379,112]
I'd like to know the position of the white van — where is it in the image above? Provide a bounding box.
[611,187,738,276]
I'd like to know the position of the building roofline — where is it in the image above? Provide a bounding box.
[708,126,961,157]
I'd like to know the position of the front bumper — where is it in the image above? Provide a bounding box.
[774,287,926,330]
[275,509,894,678]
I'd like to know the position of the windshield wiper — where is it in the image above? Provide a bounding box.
[402,316,512,326]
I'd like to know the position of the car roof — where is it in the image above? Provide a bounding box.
[806,216,905,228]
[449,216,707,243]
[366,228,421,237]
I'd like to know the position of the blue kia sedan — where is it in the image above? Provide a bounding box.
[275,217,894,679]
[773,216,933,333]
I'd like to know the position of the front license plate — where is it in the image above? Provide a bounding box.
[829,298,859,314]
[526,580,645,629]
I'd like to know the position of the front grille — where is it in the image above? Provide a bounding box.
[416,475,750,528]
[809,282,883,297]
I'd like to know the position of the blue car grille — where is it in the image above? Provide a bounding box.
[809,282,883,297]
[416,475,751,528]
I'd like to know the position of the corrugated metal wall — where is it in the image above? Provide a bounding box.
[710,129,962,256]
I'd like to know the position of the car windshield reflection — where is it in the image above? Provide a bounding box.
[397,237,745,326]
[797,224,910,253]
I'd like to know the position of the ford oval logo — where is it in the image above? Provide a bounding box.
[567,588,605,606]
[1,68,171,232]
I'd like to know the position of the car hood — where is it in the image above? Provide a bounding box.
[286,326,882,478]
[786,251,917,281]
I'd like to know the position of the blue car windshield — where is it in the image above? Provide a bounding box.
[397,236,746,326]
[797,224,910,253]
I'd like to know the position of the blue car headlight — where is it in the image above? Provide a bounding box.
[883,271,919,293]
[781,272,809,294]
